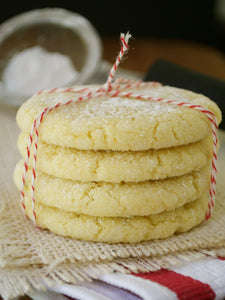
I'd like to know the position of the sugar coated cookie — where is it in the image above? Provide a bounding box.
[18,132,213,182]
[20,193,208,243]
[14,160,210,217]
[16,85,221,151]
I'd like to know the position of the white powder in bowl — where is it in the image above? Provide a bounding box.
[2,46,79,96]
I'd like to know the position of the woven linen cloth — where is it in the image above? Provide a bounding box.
[0,102,225,300]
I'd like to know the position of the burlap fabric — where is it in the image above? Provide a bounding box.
[0,106,225,299]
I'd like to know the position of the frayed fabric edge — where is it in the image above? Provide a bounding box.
[1,247,225,300]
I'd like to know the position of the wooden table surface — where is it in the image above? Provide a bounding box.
[102,36,225,80]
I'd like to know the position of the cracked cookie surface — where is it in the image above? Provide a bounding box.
[18,132,213,182]
[16,84,221,151]
[14,160,210,217]
[20,192,209,243]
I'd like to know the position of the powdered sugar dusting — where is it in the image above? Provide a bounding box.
[20,83,221,128]
[26,85,184,120]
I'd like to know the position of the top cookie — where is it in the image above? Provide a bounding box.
[16,84,222,150]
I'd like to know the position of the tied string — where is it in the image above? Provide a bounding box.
[21,32,218,226]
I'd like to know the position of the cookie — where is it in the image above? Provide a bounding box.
[14,160,210,217]
[20,192,209,243]
[16,85,221,151]
[18,132,213,182]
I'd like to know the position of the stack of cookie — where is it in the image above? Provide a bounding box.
[13,83,222,243]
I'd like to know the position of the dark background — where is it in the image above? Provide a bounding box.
[1,0,225,53]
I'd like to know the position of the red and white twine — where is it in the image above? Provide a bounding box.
[21,32,218,225]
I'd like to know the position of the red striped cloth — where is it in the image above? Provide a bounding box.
[45,256,225,300]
